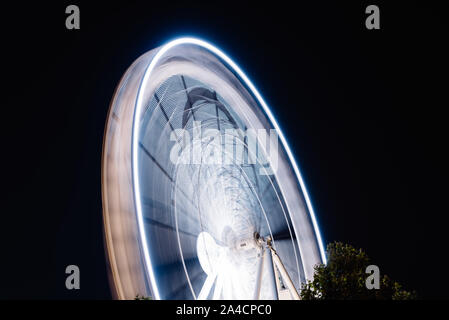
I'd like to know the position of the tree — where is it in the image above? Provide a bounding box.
[300,242,416,300]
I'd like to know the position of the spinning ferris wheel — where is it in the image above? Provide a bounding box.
[101,37,326,300]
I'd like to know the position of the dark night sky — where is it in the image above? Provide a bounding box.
[1,1,448,299]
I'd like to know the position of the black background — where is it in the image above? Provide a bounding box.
[1,1,447,299]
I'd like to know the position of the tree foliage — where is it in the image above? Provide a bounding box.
[300,242,416,300]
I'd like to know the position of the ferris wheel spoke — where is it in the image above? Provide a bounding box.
[253,247,265,300]
[197,272,217,300]
[213,273,224,300]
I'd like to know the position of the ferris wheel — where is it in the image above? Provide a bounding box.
[101,37,326,300]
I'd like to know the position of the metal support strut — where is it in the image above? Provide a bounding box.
[254,233,301,300]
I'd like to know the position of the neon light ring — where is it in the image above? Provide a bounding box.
[101,37,326,300]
